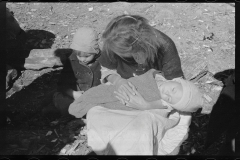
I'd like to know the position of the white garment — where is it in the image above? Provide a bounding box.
[87,106,191,155]
[100,66,120,84]
[158,111,191,154]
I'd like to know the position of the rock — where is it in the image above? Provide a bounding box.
[24,49,64,70]
[49,22,56,25]
[88,7,93,11]
[124,11,129,15]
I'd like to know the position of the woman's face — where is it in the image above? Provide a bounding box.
[117,51,146,65]
[116,52,132,58]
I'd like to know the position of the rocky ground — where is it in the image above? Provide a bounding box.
[4,2,235,155]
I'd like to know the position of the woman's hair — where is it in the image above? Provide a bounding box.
[102,14,162,67]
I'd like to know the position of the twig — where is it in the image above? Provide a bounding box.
[36,145,45,154]
[54,142,60,148]
[54,129,59,138]
[66,140,84,155]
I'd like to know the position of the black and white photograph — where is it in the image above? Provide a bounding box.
[4,2,236,156]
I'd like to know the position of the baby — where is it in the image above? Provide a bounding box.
[115,73,204,113]
[155,74,204,112]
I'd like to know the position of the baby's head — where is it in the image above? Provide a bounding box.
[159,78,204,112]
[70,27,100,64]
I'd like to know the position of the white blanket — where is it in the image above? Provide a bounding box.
[87,106,191,155]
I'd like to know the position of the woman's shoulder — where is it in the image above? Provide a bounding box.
[154,29,177,53]
[98,51,118,67]
[154,29,175,44]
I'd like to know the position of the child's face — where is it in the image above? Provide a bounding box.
[159,81,183,105]
[74,50,96,64]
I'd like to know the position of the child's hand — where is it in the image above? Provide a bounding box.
[114,82,149,110]
[73,91,84,100]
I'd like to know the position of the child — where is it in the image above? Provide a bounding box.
[53,27,101,116]
[115,73,204,113]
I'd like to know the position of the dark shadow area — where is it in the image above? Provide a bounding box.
[5,66,91,155]
[5,69,72,155]
[6,8,56,69]
[6,29,56,92]
[204,69,236,156]
[7,29,56,70]
[53,48,73,65]
[6,8,56,92]
[6,70,61,124]
[213,69,235,85]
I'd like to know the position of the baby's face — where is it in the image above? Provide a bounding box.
[159,81,183,105]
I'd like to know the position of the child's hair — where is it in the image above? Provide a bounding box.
[102,15,162,68]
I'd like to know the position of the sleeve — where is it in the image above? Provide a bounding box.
[158,32,184,80]
[57,59,76,94]
[98,51,121,83]
[158,111,192,155]
[100,66,121,84]
[98,51,118,70]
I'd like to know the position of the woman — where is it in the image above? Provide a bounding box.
[85,15,191,155]
[99,14,184,100]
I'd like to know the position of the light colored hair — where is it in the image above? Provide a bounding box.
[102,15,162,68]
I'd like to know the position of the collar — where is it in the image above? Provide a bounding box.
[153,70,164,78]
[69,52,79,61]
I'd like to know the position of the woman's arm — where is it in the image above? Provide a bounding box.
[156,30,184,80]
[99,52,136,96]
[115,82,167,110]
[101,66,136,98]
[98,50,121,83]
[100,66,121,84]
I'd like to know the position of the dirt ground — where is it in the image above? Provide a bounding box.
[5,2,235,155]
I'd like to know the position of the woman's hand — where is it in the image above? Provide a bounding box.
[114,82,149,110]
[114,78,136,101]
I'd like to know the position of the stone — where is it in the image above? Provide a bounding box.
[24,49,72,70]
